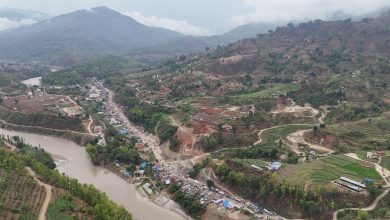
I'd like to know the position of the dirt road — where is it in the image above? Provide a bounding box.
[286,129,335,155]
[26,167,52,220]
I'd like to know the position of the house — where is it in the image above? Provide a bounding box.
[367,152,378,159]
[250,164,263,171]
[270,162,282,170]
[118,128,129,135]
[222,124,233,131]
[93,126,103,133]
[140,162,148,169]
[377,151,385,157]
[279,154,287,161]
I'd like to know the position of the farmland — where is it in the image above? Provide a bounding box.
[3,94,77,115]
[313,114,390,152]
[260,124,312,143]
[278,155,381,187]
[231,83,300,100]
[48,191,93,220]
[0,163,45,219]
[382,157,390,170]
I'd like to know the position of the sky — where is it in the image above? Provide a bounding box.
[0,0,389,35]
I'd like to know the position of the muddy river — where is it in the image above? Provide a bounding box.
[0,128,184,220]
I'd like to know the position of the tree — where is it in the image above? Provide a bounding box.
[357,210,369,220]
[206,179,214,188]
[126,164,136,174]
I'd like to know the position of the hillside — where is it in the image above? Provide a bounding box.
[0,7,182,66]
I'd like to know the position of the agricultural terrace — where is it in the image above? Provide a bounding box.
[278,155,382,188]
[230,83,299,100]
[48,190,93,220]
[260,124,312,143]
[320,115,390,151]
[382,157,390,170]
[0,161,45,219]
[3,94,78,115]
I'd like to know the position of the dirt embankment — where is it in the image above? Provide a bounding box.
[0,121,96,145]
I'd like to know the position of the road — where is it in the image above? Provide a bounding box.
[26,167,53,220]
[106,88,164,163]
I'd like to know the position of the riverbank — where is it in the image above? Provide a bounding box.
[0,120,95,145]
[0,127,185,220]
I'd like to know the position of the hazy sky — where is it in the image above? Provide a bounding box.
[0,0,389,35]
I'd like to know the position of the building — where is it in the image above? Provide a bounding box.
[340,176,366,188]
[250,164,263,171]
[270,161,282,170]
[367,152,378,159]
[377,151,385,157]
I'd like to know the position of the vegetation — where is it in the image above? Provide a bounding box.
[0,151,42,219]
[214,159,371,219]
[231,83,299,100]
[86,124,141,165]
[168,183,206,219]
[0,147,132,219]
[381,157,390,170]
[0,106,86,132]
[11,136,56,169]
[279,155,381,187]
[47,194,89,220]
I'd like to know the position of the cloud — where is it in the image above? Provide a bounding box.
[123,11,212,36]
[0,17,37,31]
[232,0,390,25]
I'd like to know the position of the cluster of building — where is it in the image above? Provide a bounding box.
[173,177,282,219]
[250,161,282,172]
[367,151,385,159]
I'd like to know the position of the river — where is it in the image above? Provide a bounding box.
[0,128,184,220]
[21,77,42,87]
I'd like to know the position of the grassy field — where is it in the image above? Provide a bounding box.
[233,158,268,167]
[260,124,312,143]
[382,157,390,170]
[231,83,300,99]
[278,154,381,187]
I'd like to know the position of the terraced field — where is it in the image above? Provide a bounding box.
[382,157,390,170]
[260,124,312,143]
[278,155,381,187]
[324,116,390,151]
[231,83,300,100]
[0,168,45,219]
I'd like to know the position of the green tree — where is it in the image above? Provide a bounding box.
[357,210,369,220]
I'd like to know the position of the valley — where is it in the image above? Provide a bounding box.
[0,3,389,220]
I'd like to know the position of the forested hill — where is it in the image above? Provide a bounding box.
[0,6,182,66]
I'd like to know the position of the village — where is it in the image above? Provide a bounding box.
[84,78,286,220]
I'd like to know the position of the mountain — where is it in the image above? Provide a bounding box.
[220,22,276,41]
[0,6,182,66]
[0,8,49,32]
[0,8,49,21]
[126,22,277,63]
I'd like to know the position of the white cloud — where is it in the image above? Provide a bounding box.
[232,0,390,25]
[0,17,37,31]
[122,11,212,36]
